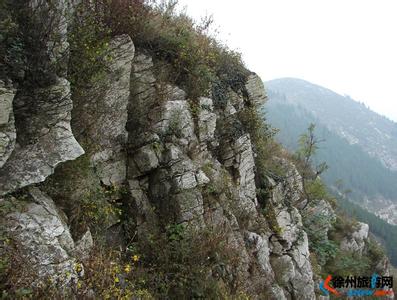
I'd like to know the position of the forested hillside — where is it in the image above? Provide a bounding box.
[336,198,397,265]
[265,80,397,225]
[264,80,397,266]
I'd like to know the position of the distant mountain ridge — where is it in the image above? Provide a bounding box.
[264,78,397,225]
[266,78,397,171]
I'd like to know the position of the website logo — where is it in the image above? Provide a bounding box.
[319,274,394,297]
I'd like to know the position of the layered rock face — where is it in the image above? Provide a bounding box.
[3,187,92,284]
[124,52,317,298]
[0,39,317,297]
[0,0,84,196]
[0,0,86,284]
[0,2,391,299]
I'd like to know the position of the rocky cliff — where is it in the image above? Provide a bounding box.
[0,1,392,299]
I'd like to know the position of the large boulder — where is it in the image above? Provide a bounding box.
[340,222,369,254]
[3,188,92,284]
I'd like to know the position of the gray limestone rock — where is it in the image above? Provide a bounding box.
[0,82,16,168]
[74,229,93,261]
[0,0,85,195]
[245,73,267,106]
[289,232,315,299]
[245,231,274,276]
[155,98,197,147]
[89,35,135,186]
[271,158,304,207]
[171,159,198,191]
[220,134,258,213]
[196,169,210,186]
[268,285,288,300]
[267,160,316,299]
[174,190,204,223]
[130,143,160,177]
[340,222,369,254]
[4,188,89,284]
[198,97,217,143]
[0,78,84,195]
[127,53,157,146]
[0,2,356,299]
[0,82,14,125]
[276,208,302,249]
[123,50,319,298]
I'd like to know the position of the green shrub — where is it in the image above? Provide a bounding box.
[81,0,249,100]
[305,178,329,201]
[366,239,385,270]
[324,251,371,277]
[125,224,244,299]
[0,0,26,81]
[238,106,284,203]
[68,2,112,90]
[303,212,338,266]
[42,155,123,239]
[328,215,358,242]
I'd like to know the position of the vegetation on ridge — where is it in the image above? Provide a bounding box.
[265,86,397,266]
[68,0,249,101]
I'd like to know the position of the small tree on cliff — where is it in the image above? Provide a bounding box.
[295,123,329,207]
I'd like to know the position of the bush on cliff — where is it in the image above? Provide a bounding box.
[67,0,249,100]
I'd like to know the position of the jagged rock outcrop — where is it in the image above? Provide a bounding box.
[266,161,316,299]
[0,0,88,284]
[2,187,91,284]
[41,33,135,244]
[1,2,391,298]
[0,0,84,196]
[0,77,84,195]
[1,41,319,297]
[122,51,318,298]
[245,73,267,106]
[78,34,135,186]
[340,221,369,255]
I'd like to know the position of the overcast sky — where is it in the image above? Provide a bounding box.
[177,0,397,122]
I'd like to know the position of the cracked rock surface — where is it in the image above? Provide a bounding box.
[3,188,91,284]
[0,81,16,168]
[0,2,388,297]
[0,0,84,195]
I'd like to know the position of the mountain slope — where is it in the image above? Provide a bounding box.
[267,78,397,171]
[0,2,393,298]
[264,78,397,224]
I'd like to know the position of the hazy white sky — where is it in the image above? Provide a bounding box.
[178,0,397,122]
